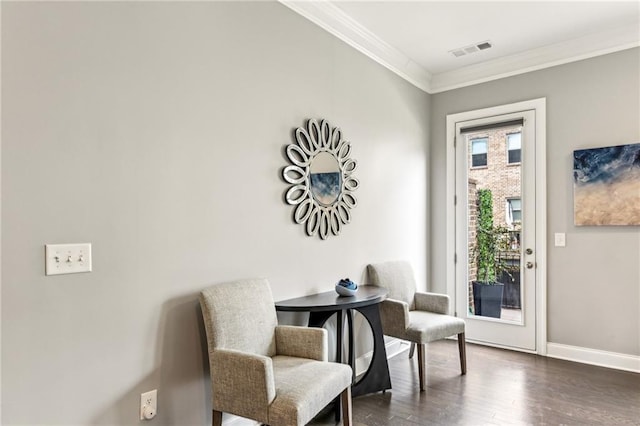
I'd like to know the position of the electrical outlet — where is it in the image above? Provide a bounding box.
[140,389,157,420]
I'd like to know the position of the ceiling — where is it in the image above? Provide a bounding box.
[280,1,640,93]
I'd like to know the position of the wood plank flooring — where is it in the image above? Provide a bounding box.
[310,341,640,425]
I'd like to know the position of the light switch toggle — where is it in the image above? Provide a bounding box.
[45,243,92,276]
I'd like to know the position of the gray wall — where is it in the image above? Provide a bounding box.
[430,48,640,356]
[1,2,430,425]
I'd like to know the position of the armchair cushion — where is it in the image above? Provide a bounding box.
[269,356,352,426]
[211,349,275,423]
[405,311,465,344]
[275,325,328,361]
[414,291,450,315]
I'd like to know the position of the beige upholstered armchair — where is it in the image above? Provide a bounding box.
[199,278,353,426]
[367,261,466,391]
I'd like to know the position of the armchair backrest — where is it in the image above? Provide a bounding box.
[200,278,277,357]
[367,261,417,310]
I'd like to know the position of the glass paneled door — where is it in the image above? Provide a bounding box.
[454,109,538,351]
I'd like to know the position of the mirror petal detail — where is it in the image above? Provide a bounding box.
[337,142,352,161]
[344,177,360,191]
[282,119,359,239]
[294,198,314,223]
[283,165,307,185]
[286,145,309,168]
[286,184,309,205]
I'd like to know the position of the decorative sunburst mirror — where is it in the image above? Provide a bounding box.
[282,119,359,239]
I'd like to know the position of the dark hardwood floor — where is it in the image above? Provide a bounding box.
[310,341,640,425]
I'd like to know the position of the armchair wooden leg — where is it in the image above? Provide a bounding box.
[417,343,426,391]
[341,386,352,426]
[458,332,467,375]
[212,409,222,426]
[409,342,415,359]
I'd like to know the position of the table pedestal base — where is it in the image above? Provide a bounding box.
[308,304,392,397]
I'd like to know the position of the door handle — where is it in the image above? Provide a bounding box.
[526,262,534,269]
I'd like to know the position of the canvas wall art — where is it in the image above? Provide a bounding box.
[573,142,640,226]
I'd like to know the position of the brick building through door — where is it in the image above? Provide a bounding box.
[467,125,523,315]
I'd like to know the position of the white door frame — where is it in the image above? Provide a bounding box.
[445,98,547,355]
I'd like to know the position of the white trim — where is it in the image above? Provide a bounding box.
[464,338,538,355]
[430,25,640,93]
[355,338,410,377]
[547,343,640,374]
[279,2,640,94]
[278,0,432,93]
[533,101,547,355]
[0,2,3,421]
[445,115,456,304]
[446,98,547,355]
[224,415,260,426]
[384,338,411,360]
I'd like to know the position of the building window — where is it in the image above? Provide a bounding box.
[507,133,521,164]
[471,138,488,167]
[507,198,522,224]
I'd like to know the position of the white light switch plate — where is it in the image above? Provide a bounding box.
[45,243,92,275]
[554,233,566,247]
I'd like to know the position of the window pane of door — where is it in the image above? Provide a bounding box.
[467,126,522,322]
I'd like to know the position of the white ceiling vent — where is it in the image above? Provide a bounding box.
[450,40,492,58]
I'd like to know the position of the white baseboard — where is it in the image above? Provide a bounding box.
[224,414,259,426]
[385,338,412,359]
[354,338,410,376]
[547,342,640,373]
[361,339,639,374]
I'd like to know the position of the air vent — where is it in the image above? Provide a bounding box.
[449,40,492,58]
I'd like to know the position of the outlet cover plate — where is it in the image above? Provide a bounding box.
[140,389,157,420]
[45,243,92,275]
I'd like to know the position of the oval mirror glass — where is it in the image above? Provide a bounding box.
[309,151,341,206]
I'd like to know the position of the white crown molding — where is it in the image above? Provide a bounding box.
[280,1,639,94]
[279,0,432,93]
[430,23,640,93]
[547,342,640,373]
